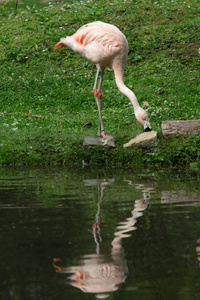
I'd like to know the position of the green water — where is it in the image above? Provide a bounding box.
[0,167,200,300]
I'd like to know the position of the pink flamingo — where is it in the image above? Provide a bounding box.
[54,21,151,138]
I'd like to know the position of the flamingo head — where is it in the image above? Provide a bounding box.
[134,107,152,131]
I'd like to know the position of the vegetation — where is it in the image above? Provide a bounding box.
[0,0,200,168]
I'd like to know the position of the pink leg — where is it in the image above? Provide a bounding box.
[93,88,102,136]
[93,66,113,138]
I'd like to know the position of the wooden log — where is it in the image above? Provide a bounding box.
[162,120,200,137]
[123,131,157,149]
[83,136,115,147]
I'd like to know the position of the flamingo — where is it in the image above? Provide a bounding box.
[54,21,151,138]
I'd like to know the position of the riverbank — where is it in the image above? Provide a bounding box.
[0,0,199,168]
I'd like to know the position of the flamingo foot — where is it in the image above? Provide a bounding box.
[101,130,113,139]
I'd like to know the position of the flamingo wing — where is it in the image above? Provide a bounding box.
[70,21,128,68]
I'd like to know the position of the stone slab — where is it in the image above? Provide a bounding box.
[123,131,157,148]
[83,136,115,147]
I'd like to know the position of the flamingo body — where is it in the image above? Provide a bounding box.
[54,21,151,137]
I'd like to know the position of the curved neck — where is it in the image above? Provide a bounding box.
[114,68,140,110]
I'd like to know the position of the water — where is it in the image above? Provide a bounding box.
[0,167,200,300]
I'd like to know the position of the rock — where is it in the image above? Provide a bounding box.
[123,131,157,148]
[83,136,115,147]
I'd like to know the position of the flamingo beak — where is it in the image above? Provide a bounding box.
[54,41,65,51]
[143,119,152,132]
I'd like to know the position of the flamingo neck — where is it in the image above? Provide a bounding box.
[114,69,140,110]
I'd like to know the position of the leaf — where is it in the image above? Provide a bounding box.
[143,101,149,106]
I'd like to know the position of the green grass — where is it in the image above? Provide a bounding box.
[0,0,200,168]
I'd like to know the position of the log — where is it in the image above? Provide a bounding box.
[123,130,157,149]
[83,136,115,147]
[162,120,200,137]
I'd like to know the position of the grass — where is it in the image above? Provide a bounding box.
[0,0,200,168]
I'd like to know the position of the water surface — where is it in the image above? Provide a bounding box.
[0,167,200,299]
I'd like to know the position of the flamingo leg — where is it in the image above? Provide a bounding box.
[97,69,104,136]
[93,66,104,136]
[92,66,113,138]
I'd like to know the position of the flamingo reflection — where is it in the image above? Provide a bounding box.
[53,179,151,299]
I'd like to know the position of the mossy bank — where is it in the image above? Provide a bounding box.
[0,0,200,168]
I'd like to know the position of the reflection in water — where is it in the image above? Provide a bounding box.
[161,189,200,268]
[161,190,200,206]
[1,168,200,300]
[196,238,200,266]
[53,179,151,299]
